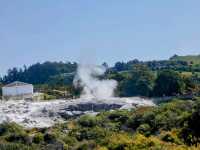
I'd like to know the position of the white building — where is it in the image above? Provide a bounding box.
[2,81,34,100]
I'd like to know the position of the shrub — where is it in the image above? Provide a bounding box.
[0,143,37,150]
[106,133,133,150]
[76,127,108,141]
[61,135,77,146]
[0,123,25,136]
[44,133,56,143]
[5,133,31,145]
[127,113,143,130]
[76,141,97,150]
[107,111,129,124]
[33,133,44,144]
[160,130,182,144]
[78,115,98,127]
[137,124,151,136]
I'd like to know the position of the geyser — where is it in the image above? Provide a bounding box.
[73,63,118,99]
[0,63,155,128]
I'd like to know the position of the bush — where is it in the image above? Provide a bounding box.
[106,133,133,150]
[76,127,108,141]
[0,123,25,136]
[0,143,37,150]
[108,111,129,124]
[160,130,182,144]
[44,133,56,143]
[78,115,98,127]
[61,135,77,146]
[76,141,97,150]
[33,133,44,144]
[137,124,151,136]
[127,113,143,130]
[5,133,31,145]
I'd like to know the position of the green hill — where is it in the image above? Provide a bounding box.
[170,54,200,65]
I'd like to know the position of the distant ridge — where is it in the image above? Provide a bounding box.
[170,54,200,65]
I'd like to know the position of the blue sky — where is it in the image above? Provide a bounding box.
[0,0,200,75]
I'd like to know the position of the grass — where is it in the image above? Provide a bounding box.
[170,55,200,65]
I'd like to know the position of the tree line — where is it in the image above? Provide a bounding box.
[1,61,77,84]
[0,57,200,98]
[110,64,200,97]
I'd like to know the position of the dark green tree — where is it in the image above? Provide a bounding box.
[2,61,77,85]
[120,65,155,97]
[153,70,185,96]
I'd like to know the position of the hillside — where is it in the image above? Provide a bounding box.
[1,97,200,149]
[1,55,200,99]
[0,57,200,149]
[170,54,200,65]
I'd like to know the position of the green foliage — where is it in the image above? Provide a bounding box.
[111,57,190,72]
[160,130,182,145]
[109,64,200,97]
[42,93,56,100]
[76,127,108,141]
[107,110,129,124]
[33,133,44,144]
[137,124,151,136]
[2,61,77,85]
[78,115,98,128]
[153,70,185,96]
[0,122,26,136]
[0,55,200,149]
[44,132,57,143]
[60,135,77,146]
[180,100,200,145]
[170,54,200,65]
[0,143,37,150]
[35,84,75,99]
[5,133,31,145]
[76,140,97,150]
[119,64,155,97]
[1,99,200,149]
[1,55,200,98]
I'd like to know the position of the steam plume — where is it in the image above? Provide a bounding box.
[73,63,118,99]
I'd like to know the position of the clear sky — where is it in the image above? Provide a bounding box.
[0,0,200,75]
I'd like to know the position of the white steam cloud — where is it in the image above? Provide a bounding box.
[73,64,118,99]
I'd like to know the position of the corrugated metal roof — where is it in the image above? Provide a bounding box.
[3,81,32,87]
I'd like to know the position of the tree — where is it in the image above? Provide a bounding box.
[181,101,200,145]
[2,61,77,85]
[120,65,155,97]
[114,62,127,72]
[153,70,185,96]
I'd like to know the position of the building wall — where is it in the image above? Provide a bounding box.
[2,85,33,97]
